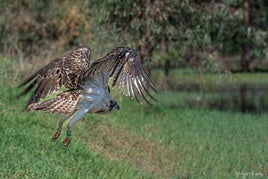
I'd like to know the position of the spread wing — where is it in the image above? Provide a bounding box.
[28,90,80,114]
[18,46,91,105]
[88,47,158,105]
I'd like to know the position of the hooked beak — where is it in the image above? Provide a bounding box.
[110,100,120,110]
[113,102,120,110]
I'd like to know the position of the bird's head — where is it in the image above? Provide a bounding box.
[95,99,119,114]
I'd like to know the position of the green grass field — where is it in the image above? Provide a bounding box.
[0,56,268,178]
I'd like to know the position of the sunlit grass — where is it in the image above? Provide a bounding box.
[0,92,152,178]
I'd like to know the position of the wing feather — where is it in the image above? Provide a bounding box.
[18,46,91,105]
[88,47,157,105]
[28,90,80,114]
[129,77,140,103]
[139,77,158,101]
[134,77,151,105]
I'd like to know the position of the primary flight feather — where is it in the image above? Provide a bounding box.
[18,46,91,105]
[19,46,157,147]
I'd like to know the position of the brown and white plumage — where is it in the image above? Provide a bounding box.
[28,90,80,114]
[19,46,157,147]
[18,46,91,105]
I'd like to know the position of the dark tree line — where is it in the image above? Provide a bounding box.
[0,0,267,73]
[93,0,268,73]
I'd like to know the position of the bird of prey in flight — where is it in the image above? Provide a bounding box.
[19,46,157,147]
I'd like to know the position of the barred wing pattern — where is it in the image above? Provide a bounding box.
[28,90,80,115]
[88,47,157,105]
[18,46,91,105]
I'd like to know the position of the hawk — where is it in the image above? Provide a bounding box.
[19,46,157,147]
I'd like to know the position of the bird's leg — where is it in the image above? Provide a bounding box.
[62,129,72,148]
[52,115,69,141]
[62,107,90,148]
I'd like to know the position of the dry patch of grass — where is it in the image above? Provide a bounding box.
[86,123,181,177]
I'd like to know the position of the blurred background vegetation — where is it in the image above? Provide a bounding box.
[1,0,267,73]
